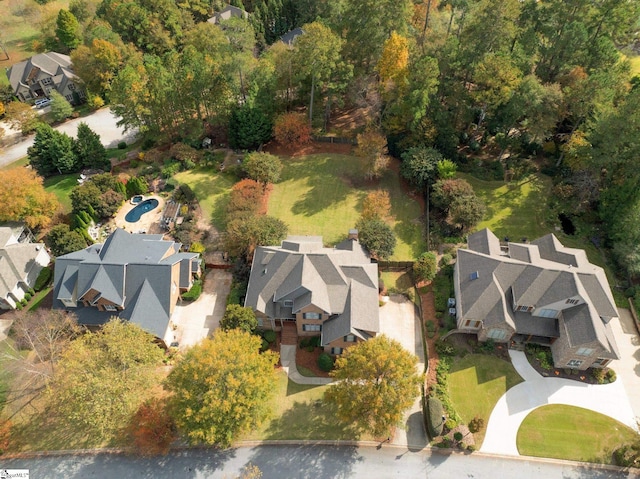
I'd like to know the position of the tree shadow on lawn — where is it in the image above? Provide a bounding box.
[287,156,362,217]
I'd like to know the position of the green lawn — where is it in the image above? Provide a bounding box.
[0,157,29,171]
[517,405,638,463]
[268,154,425,260]
[173,167,237,230]
[43,174,78,214]
[460,172,553,241]
[380,271,414,293]
[448,354,523,447]
[28,287,52,311]
[244,371,358,441]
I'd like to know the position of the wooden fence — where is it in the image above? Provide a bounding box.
[312,135,357,145]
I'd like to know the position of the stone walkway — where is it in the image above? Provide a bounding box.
[481,349,637,456]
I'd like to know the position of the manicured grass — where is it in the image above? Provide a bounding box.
[173,167,237,230]
[0,157,29,171]
[28,287,52,311]
[296,364,317,377]
[517,404,638,463]
[448,354,523,447]
[268,154,425,260]
[43,174,78,213]
[460,172,553,241]
[380,271,414,293]
[244,371,358,441]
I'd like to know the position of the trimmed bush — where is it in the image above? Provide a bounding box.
[263,330,276,343]
[118,141,127,149]
[318,353,334,372]
[24,293,32,301]
[181,280,202,301]
[310,336,321,347]
[34,267,52,291]
[468,416,485,433]
[453,431,463,442]
[427,396,445,438]
[260,339,269,352]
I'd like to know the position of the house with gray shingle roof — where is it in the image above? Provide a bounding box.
[6,52,85,104]
[207,5,249,24]
[454,228,619,370]
[245,235,380,354]
[52,228,200,346]
[0,223,50,310]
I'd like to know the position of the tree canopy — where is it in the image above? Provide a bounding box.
[165,329,278,447]
[324,335,421,437]
[0,168,59,229]
[355,218,396,260]
[220,304,258,334]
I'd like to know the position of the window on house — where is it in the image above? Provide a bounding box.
[344,334,356,342]
[567,359,583,368]
[592,358,609,367]
[576,347,594,356]
[565,298,580,305]
[61,299,76,308]
[517,305,530,312]
[283,300,293,307]
[303,312,321,320]
[537,308,558,318]
[487,329,508,340]
[104,304,117,312]
[473,321,481,328]
[41,77,52,85]
[331,347,343,355]
[68,83,75,90]
[302,324,321,332]
[257,318,263,327]
[65,94,73,102]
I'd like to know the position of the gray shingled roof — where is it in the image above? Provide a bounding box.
[246,236,379,342]
[53,228,193,343]
[457,229,619,358]
[280,27,304,46]
[467,228,502,256]
[6,52,75,95]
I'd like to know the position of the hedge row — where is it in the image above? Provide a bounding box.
[427,396,445,439]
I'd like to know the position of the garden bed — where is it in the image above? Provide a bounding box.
[524,344,615,385]
[295,344,330,378]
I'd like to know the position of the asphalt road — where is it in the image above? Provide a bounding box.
[1,445,635,479]
[0,108,137,168]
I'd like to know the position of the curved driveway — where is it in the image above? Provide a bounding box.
[481,350,637,456]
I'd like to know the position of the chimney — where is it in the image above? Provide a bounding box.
[348,229,359,241]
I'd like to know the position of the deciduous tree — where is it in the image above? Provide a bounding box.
[413,252,437,282]
[4,101,39,135]
[226,215,288,260]
[49,91,74,121]
[432,178,486,233]
[361,190,392,221]
[354,128,390,180]
[220,304,258,334]
[355,218,396,260]
[243,152,282,187]
[0,168,59,229]
[47,319,165,439]
[70,38,124,98]
[127,399,176,455]
[166,329,278,447]
[273,112,312,149]
[400,146,441,191]
[324,335,421,437]
[46,224,87,256]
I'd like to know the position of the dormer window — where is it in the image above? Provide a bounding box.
[283,300,293,307]
[565,298,579,305]
[104,304,117,312]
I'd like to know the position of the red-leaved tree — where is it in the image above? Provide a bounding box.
[228,179,266,218]
[274,112,312,150]
[127,399,176,455]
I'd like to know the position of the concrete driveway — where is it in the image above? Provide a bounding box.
[481,349,637,456]
[170,269,231,350]
[0,108,137,167]
[610,308,640,422]
[379,294,427,449]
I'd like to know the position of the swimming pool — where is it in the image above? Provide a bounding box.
[131,195,144,204]
[125,198,159,223]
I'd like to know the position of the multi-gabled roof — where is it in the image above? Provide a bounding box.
[245,236,379,345]
[207,5,249,24]
[53,228,199,341]
[456,228,619,358]
[6,52,77,97]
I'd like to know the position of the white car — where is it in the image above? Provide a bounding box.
[34,98,52,108]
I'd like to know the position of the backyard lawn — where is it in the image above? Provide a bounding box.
[173,167,236,230]
[517,404,638,464]
[268,154,425,260]
[448,354,523,447]
[460,172,552,241]
[44,174,78,213]
[244,371,358,441]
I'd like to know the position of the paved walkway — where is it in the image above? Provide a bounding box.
[611,309,640,421]
[481,349,637,456]
[280,345,334,385]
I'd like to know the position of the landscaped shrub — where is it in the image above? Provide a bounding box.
[118,141,127,149]
[439,254,453,268]
[16,303,23,311]
[467,444,476,452]
[260,338,269,352]
[310,336,321,347]
[318,353,333,372]
[453,431,463,442]
[161,161,181,179]
[426,320,436,338]
[263,330,276,344]
[427,396,445,438]
[227,179,264,218]
[34,267,52,291]
[468,416,485,433]
[606,369,617,383]
[24,293,32,301]
[435,340,455,357]
[414,252,437,282]
[181,280,202,301]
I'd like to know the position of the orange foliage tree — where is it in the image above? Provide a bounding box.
[228,179,266,218]
[0,168,59,229]
[128,399,176,455]
[273,112,312,150]
[0,420,12,455]
[361,190,392,221]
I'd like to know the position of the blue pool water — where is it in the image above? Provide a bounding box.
[131,195,144,204]
[125,199,159,223]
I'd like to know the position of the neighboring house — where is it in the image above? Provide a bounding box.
[280,27,304,46]
[454,228,619,370]
[0,223,50,310]
[52,228,201,346]
[244,234,380,355]
[6,52,85,104]
[207,5,249,24]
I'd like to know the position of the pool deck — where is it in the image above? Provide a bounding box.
[114,195,165,234]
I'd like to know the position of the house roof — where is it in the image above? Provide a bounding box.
[206,5,249,24]
[0,226,47,300]
[457,229,619,358]
[245,236,379,343]
[280,27,304,46]
[6,52,75,95]
[53,228,191,342]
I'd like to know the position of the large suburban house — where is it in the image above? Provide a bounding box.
[454,228,620,370]
[52,228,200,346]
[244,234,380,355]
[207,5,249,24]
[0,223,50,310]
[6,52,84,104]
